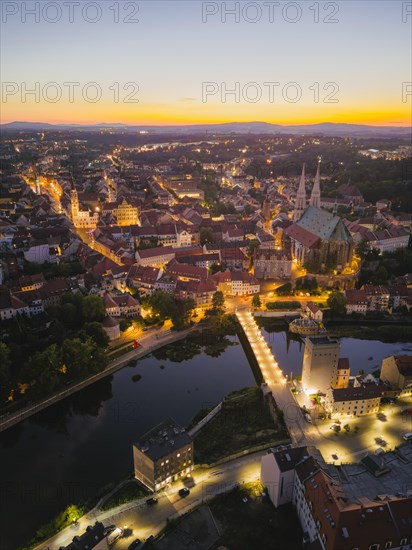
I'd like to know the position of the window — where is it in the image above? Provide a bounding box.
[399,539,407,546]
[384,543,392,549]
[369,545,380,550]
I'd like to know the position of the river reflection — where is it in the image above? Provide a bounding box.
[1,329,411,549]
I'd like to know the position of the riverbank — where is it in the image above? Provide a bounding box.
[0,325,197,433]
[193,387,288,465]
[325,321,412,342]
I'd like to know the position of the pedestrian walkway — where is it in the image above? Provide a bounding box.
[236,308,308,446]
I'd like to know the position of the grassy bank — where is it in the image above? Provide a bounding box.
[100,480,149,511]
[194,387,287,464]
[326,323,412,342]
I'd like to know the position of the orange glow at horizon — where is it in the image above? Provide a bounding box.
[2,100,411,127]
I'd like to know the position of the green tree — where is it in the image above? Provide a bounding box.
[212,291,225,309]
[0,342,11,391]
[146,290,178,321]
[209,262,223,275]
[82,295,105,322]
[62,338,107,379]
[25,344,63,397]
[252,294,262,308]
[200,227,214,246]
[356,238,370,260]
[83,322,109,348]
[275,282,292,296]
[171,298,196,330]
[327,291,347,315]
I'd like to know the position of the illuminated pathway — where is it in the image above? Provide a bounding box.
[236,308,310,447]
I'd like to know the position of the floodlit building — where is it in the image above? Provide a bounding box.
[325,384,382,417]
[253,247,292,279]
[301,336,340,395]
[332,358,350,389]
[380,355,412,392]
[286,164,353,271]
[133,418,193,492]
[70,189,99,229]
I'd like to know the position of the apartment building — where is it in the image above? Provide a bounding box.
[133,418,193,492]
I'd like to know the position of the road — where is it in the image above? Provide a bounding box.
[35,450,264,550]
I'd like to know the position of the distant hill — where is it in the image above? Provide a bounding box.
[1,120,411,138]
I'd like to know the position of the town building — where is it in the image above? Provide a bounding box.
[333,358,350,389]
[345,289,369,315]
[380,355,412,392]
[253,247,292,279]
[212,271,260,296]
[127,264,162,294]
[114,198,139,226]
[70,189,99,229]
[133,418,193,491]
[175,278,217,307]
[325,384,381,416]
[261,446,412,550]
[167,259,208,281]
[304,302,323,322]
[135,246,175,268]
[103,292,140,318]
[301,336,340,395]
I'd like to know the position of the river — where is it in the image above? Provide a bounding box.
[1,331,411,550]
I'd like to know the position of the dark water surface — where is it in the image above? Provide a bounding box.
[1,331,410,549]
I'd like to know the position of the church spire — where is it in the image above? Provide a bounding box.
[310,160,321,208]
[293,164,306,221]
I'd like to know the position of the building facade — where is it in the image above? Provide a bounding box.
[301,336,340,395]
[380,355,412,392]
[133,418,193,491]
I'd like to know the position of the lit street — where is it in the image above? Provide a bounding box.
[35,451,264,550]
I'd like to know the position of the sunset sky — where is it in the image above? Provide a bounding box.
[1,0,411,126]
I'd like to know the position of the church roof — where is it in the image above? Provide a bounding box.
[294,205,351,243]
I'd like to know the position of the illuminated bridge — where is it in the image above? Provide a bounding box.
[236,308,309,446]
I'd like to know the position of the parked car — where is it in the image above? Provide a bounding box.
[375,447,385,456]
[401,408,412,416]
[129,539,143,550]
[107,527,123,545]
[178,488,190,497]
[146,497,158,506]
[402,432,412,441]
